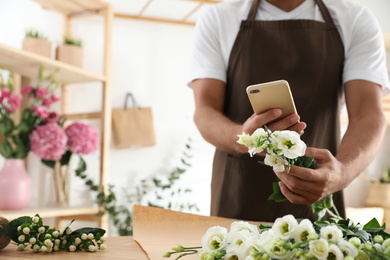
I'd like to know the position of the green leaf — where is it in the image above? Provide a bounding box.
[0,139,13,158]
[75,156,87,175]
[60,219,75,236]
[363,218,382,229]
[71,227,106,237]
[259,224,272,230]
[0,216,32,243]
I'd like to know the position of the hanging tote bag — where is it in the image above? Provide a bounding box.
[112,93,156,149]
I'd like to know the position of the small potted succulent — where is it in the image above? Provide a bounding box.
[22,29,52,58]
[55,36,83,68]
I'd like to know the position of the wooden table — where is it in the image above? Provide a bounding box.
[0,237,149,259]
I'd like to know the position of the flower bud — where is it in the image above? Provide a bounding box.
[41,246,47,252]
[29,237,37,244]
[81,233,88,240]
[32,216,39,224]
[45,233,52,238]
[44,239,53,248]
[75,238,82,245]
[18,235,25,242]
[17,226,22,232]
[66,228,72,235]
[38,227,45,234]
[374,235,384,244]
[52,231,59,238]
[87,233,94,240]
[163,252,172,258]
[17,244,25,251]
[364,242,372,251]
[171,245,184,252]
[33,244,40,252]
[100,243,106,250]
[348,237,361,249]
[23,227,30,234]
[69,245,76,252]
[88,245,96,252]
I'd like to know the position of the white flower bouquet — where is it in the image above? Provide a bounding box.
[164,127,390,259]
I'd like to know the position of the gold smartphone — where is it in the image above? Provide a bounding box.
[246,80,297,118]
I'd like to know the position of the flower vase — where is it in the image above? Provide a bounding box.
[53,161,69,206]
[0,159,31,210]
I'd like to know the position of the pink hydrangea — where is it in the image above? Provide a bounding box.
[30,123,68,160]
[65,122,99,155]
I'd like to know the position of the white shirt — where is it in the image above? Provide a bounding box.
[188,0,390,95]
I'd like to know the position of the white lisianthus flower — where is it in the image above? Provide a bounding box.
[54,245,60,251]
[327,244,344,260]
[197,250,208,260]
[33,244,40,252]
[38,227,45,234]
[69,245,76,252]
[309,238,329,260]
[238,238,262,260]
[45,233,52,238]
[264,154,287,172]
[248,146,264,157]
[74,237,82,245]
[29,237,37,244]
[320,224,343,243]
[268,238,296,260]
[228,230,253,248]
[88,245,96,252]
[229,221,260,240]
[259,229,275,250]
[81,233,88,240]
[52,231,59,238]
[201,226,228,253]
[292,219,316,243]
[17,226,22,232]
[100,243,107,250]
[87,233,94,240]
[237,133,254,147]
[272,214,298,240]
[41,246,48,252]
[275,130,306,159]
[55,239,61,245]
[337,239,358,257]
[224,243,240,260]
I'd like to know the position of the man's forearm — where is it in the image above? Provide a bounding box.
[194,106,243,153]
[336,112,386,188]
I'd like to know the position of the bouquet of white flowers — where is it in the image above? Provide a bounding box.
[164,127,390,260]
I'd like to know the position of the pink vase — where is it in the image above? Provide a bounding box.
[0,159,31,210]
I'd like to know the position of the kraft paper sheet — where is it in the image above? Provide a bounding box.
[132,205,266,260]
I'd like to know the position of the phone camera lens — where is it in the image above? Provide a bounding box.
[250,89,260,94]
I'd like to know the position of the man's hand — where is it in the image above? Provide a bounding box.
[274,147,346,204]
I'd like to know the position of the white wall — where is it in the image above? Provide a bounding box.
[0,0,389,234]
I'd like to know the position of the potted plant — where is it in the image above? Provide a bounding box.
[55,36,83,68]
[22,29,52,58]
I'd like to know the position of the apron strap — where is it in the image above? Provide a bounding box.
[247,0,259,21]
[315,0,336,25]
[248,0,336,26]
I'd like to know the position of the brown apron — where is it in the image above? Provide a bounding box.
[211,0,346,222]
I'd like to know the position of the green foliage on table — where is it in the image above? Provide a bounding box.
[74,138,199,235]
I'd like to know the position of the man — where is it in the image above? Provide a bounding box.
[188,0,389,221]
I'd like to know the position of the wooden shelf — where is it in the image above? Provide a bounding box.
[0,43,106,84]
[0,206,99,221]
[32,0,108,16]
